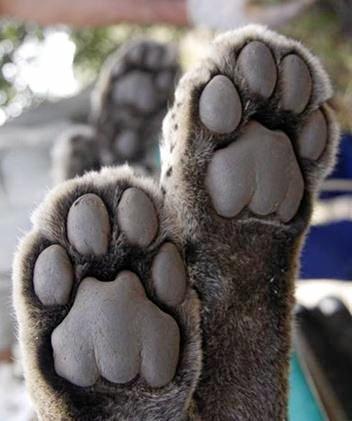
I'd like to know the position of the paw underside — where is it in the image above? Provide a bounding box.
[54,40,180,183]
[162,29,337,224]
[93,40,179,166]
[20,173,197,392]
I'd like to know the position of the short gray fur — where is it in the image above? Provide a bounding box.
[51,271,180,388]
[199,75,242,134]
[33,244,73,305]
[237,41,277,97]
[67,193,111,256]
[117,187,158,247]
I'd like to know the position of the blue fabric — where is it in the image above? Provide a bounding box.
[301,221,352,280]
[327,134,352,179]
[300,134,352,280]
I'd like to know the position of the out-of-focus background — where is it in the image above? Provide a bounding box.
[0,1,352,420]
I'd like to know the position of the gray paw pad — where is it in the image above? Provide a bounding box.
[117,187,158,247]
[143,44,164,70]
[281,54,312,113]
[156,70,175,92]
[298,109,327,160]
[126,41,176,70]
[199,75,242,134]
[67,193,111,256]
[51,272,180,388]
[112,71,159,113]
[114,131,139,159]
[34,245,73,305]
[237,41,277,98]
[152,243,187,307]
[206,121,304,222]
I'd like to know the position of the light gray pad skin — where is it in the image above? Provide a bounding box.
[298,109,328,160]
[67,193,111,256]
[237,41,277,97]
[206,121,304,222]
[281,54,312,113]
[199,75,242,134]
[117,187,158,247]
[152,243,187,307]
[112,71,160,113]
[52,271,180,388]
[33,245,73,305]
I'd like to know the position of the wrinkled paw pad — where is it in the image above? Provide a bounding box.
[33,188,187,388]
[52,272,181,389]
[206,121,304,222]
[197,41,329,222]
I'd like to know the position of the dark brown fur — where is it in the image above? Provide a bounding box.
[160,25,339,420]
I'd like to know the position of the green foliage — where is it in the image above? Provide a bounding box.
[71,24,184,84]
[284,6,352,130]
[0,20,43,112]
[0,10,350,128]
[0,21,183,121]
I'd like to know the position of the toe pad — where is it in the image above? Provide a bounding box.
[118,188,158,247]
[298,109,328,160]
[281,54,312,113]
[237,41,277,98]
[152,243,187,307]
[199,75,242,134]
[34,245,73,305]
[67,194,111,256]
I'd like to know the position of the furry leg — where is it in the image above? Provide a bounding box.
[13,166,201,420]
[160,25,339,420]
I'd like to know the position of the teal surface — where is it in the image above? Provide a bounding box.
[289,353,325,421]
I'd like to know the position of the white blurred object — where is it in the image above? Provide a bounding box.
[14,30,79,98]
[0,363,34,421]
[0,277,14,351]
[187,0,315,30]
[296,280,352,313]
[312,196,352,225]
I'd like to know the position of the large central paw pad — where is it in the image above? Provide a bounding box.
[52,272,180,388]
[206,121,304,221]
[32,187,187,388]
